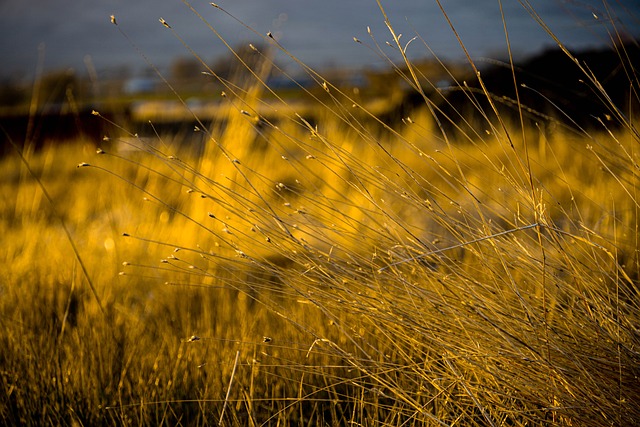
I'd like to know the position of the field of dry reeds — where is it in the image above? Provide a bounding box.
[1,2,639,425]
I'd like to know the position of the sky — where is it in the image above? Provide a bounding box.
[1,0,639,80]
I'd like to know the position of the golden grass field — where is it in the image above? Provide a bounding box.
[2,3,639,426]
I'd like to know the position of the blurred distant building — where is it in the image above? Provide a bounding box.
[124,77,157,94]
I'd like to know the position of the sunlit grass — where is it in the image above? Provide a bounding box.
[2,1,639,426]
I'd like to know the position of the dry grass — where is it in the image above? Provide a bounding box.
[2,1,639,426]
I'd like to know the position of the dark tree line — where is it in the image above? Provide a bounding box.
[391,41,640,138]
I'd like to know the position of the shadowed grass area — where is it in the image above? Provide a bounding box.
[1,1,639,426]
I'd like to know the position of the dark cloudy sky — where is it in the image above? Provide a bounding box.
[1,0,639,79]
